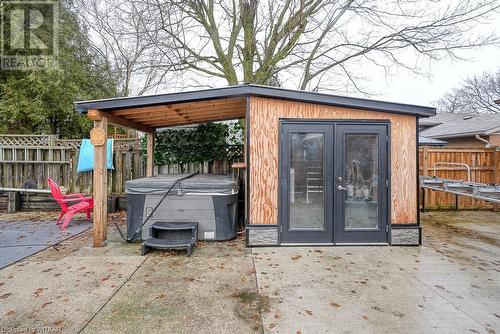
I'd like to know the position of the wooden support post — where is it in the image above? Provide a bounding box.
[146,132,154,177]
[91,113,108,247]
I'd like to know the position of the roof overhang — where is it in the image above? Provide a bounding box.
[418,135,447,146]
[428,131,488,139]
[425,125,500,139]
[75,84,436,131]
[485,125,500,135]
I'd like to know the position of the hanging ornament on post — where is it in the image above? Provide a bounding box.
[90,127,106,147]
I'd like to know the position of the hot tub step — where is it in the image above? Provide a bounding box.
[151,221,198,231]
[142,221,198,256]
[142,237,196,256]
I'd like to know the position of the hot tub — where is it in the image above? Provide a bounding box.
[126,174,238,241]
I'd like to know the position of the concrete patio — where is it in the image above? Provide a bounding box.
[254,210,499,333]
[0,210,498,333]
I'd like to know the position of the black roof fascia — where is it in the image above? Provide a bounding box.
[74,84,436,117]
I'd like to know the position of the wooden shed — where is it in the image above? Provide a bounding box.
[74,85,435,247]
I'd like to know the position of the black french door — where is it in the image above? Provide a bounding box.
[280,121,389,244]
[333,124,389,244]
[280,123,334,243]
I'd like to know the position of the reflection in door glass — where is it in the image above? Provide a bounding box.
[289,133,325,230]
[344,134,379,230]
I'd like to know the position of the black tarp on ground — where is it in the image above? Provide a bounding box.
[0,220,91,269]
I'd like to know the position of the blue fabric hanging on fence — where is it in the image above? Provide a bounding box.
[77,139,114,173]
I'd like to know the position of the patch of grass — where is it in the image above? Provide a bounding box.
[232,289,269,332]
[233,290,257,302]
[232,290,270,312]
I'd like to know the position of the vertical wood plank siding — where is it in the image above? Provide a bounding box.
[248,96,417,226]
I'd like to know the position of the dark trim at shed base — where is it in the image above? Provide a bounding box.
[246,224,422,246]
[246,225,279,247]
[390,225,421,246]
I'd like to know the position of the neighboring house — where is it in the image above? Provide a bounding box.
[418,135,447,147]
[419,113,464,131]
[420,113,500,148]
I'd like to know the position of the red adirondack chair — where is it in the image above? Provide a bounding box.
[48,178,93,229]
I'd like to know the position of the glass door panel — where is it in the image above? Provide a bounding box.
[280,123,333,244]
[335,124,388,244]
[289,133,325,230]
[344,134,379,230]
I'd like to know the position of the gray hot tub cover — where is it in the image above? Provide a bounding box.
[125,173,238,195]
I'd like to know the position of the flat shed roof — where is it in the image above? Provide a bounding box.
[74,85,435,131]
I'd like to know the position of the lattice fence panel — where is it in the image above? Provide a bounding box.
[0,135,55,147]
[0,135,239,195]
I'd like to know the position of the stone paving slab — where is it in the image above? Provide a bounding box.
[0,245,47,270]
[0,220,91,269]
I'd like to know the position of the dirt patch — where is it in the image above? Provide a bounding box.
[108,211,127,226]
[0,210,127,224]
[0,210,60,222]
[232,290,269,332]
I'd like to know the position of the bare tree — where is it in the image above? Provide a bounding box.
[135,0,499,93]
[74,0,174,96]
[436,70,500,114]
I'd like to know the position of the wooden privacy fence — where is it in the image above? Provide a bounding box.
[0,134,242,196]
[419,147,500,209]
[0,135,143,195]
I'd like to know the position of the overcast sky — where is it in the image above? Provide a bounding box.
[367,20,500,107]
[120,2,500,109]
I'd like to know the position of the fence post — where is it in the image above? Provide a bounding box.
[422,146,429,176]
[7,192,21,213]
[494,148,499,212]
[47,135,57,146]
[421,147,429,209]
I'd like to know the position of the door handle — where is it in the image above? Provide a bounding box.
[337,185,347,191]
